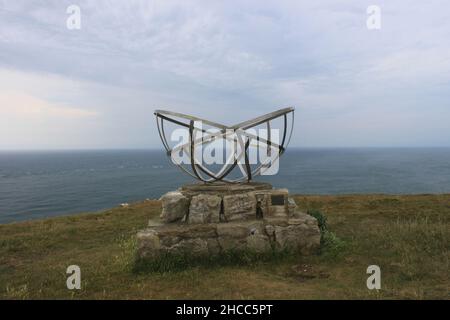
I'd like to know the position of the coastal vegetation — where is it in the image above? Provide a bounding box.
[0,194,448,299]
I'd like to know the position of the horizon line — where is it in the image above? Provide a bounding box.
[1,146,450,152]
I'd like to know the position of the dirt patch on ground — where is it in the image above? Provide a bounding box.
[286,264,330,282]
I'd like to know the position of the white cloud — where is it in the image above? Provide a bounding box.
[0,69,102,149]
[0,91,98,119]
[0,1,450,148]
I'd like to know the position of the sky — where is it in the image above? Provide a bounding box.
[0,0,449,150]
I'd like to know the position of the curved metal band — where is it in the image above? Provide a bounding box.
[189,120,207,182]
[154,107,295,182]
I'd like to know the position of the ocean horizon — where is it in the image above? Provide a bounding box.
[1,147,450,224]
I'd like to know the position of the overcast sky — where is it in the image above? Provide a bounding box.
[0,0,449,149]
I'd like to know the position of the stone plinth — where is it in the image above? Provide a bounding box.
[137,214,320,259]
[137,182,321,259]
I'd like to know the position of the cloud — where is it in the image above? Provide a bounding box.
[0,1,450,148]
[0,68,103,149]
[0,91,98,119]
[0,67,100,117]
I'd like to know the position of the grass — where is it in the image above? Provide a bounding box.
[0,195,449,299]
[133,249,298,274]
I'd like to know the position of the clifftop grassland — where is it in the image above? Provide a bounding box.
[0,194,449,299]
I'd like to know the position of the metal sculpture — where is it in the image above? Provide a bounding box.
[154,107,295,183]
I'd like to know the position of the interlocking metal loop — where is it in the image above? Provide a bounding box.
[154,107,295,183]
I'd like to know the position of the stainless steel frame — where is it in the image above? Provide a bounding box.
[154,107,295,183]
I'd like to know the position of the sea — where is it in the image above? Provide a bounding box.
[1,148,450,224]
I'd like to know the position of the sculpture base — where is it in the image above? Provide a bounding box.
[180,181,273,195]
[136,182,321,260]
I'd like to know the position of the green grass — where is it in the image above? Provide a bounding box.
[133,249,298,274]
[0,195,449,299]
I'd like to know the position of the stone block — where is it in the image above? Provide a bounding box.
[274,222,320,254]
[167,238,209,256]
[217,221,265,251]
[189,194,222,223]
[246,234,271,252]
[288,197,297,216]
[217,222,249,238]
[158,223,217,239]
[159,191,189,223]
[246,224,271,252]
[223,193,256,221]
[206,238,222,255]
[136,229,161,258]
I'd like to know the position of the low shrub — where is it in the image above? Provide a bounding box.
[307,209,328,233]
[307,209,346,257]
